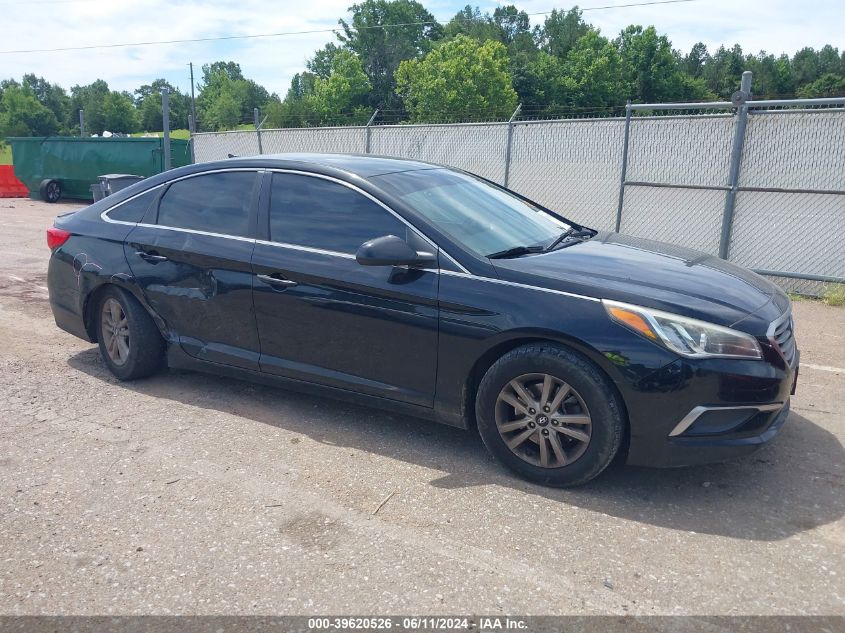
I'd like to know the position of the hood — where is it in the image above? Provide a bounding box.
[491,232,789,332]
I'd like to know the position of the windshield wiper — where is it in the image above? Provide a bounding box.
[543,228,594,253]
[486,245,545,259]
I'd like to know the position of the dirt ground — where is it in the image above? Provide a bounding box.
[0,198,843,616]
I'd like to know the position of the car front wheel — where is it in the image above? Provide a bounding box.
[96,287,165,380]
[476,343,625,487]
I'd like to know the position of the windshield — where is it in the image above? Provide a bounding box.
[370,168,569,258]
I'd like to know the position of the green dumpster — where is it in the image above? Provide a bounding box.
[6,136,192,202]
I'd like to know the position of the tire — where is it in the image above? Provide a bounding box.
[96,286,165,381]
[476,343,624,487]
[39,179,62,203]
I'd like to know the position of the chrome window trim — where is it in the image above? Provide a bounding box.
[100,166,471,274]
[264,168,470,274]
[668,402,784,437]
[100,167,261,228]
[255,239,355,260]
[100,182,168,226]
[439,269,600,303]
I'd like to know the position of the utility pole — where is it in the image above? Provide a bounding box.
[189,62,197,132]
[78,109,85,137]
[162,88,172,171]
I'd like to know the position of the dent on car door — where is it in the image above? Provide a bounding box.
[251,172,440,407]
[124,170,262,370]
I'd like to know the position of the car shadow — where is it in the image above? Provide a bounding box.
[68,347,845,542]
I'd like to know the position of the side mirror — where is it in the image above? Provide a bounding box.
[356,235,436,268]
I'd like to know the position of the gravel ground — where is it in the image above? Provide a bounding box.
[0,198,843,616]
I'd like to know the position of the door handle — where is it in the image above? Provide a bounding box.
[257,273,298,289]
[135,251,168,263]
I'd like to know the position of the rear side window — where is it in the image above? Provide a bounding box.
[156,171,256,237]
[269,173,408,253]
[107,188,159,223]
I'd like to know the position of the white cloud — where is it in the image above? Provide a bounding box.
[2,0,844,100]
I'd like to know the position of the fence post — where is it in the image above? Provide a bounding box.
[188,114,196,164]
[254,107,263,155]
[615,100,632,232]
[502,103,522,188]
[719,71,753,259]
[162,88,172,171]
[78,109,85,137]
[365,109,379,154]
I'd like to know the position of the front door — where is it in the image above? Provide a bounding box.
[125,169,262,370]
[251,172,439,407]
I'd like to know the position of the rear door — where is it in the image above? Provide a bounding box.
[124,169,262,370]
[251,171,440,407]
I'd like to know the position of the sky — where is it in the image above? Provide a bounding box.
[1,0,843,98]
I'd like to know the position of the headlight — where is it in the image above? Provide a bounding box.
[603,299,762,359]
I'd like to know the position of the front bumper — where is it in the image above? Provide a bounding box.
[624,345,798,468]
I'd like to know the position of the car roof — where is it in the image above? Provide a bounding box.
[223,153,443,178]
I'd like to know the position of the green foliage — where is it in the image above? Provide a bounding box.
[101,91,138,133]
[796,73,845,98]
[338,0,441,110]
[0,83,60,137]
[196,61,272,131]
[538,8,588,59]
[396,35,517,121]
[3,2,845,133]
[310,50,372,123]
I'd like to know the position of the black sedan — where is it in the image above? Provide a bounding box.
[46,154,799,486]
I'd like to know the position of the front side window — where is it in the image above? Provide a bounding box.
[370,168,569,258]
[269,173,409,254]
[156,171,256,238]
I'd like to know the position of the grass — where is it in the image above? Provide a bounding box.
[821,283,845,307]
[131,129,191,140]
[0,143,11,165]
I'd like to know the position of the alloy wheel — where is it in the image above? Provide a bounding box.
[101,298,130,366]
[495,372,592,468]
[46,181,60,202]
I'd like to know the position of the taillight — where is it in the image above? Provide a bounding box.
[47,227,71,250]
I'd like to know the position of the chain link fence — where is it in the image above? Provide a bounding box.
[192,95,845,293]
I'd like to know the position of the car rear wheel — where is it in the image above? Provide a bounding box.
[39,179,62,203]
[96,287,165,380]
[476,343,624,487]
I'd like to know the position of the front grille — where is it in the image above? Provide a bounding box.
[770,312,797,366]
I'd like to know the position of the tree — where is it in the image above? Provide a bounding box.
[307,43,342,80]
[0,83,60,137]
[538,8,588,59]
[21,74,71,132]
[134,79,190,131]
[702,44,745,97]
[563,30,626,108]
[491,5,530,45]
[443,5,499,42]
[791,47,819,88]
[616,25,692,102]
[338,0,442,110]
[683,42,709,78]
[309,49,372,124]
[101,91,138,133]
[395,35,517,121]
[69,79,110,134]
[196,61,271,131]
[796,73,845,98]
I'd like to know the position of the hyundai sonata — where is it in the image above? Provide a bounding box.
[46,154,799,486]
